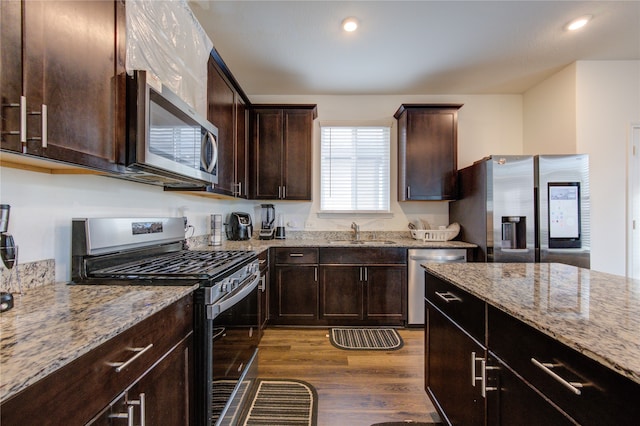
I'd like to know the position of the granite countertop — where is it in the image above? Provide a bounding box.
[190,235,476,252]
[423,262,640,385]
[0,283,198,403]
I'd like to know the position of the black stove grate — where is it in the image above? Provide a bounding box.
[90,250,255,280]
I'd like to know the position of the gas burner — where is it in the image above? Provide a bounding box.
[90,250,256,282]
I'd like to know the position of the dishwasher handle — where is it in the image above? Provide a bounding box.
[410,255,466,262]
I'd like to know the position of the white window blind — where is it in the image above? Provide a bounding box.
[320,126,390,212]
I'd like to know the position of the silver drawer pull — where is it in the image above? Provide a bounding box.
[531,358,586,395]
[108,344,153,372]
[435,291,463,303]
[109,405,134,426]
[289,253,304,257]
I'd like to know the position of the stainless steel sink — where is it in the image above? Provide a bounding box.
[326,240,396,245]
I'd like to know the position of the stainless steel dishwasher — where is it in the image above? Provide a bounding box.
[408,248,467,325]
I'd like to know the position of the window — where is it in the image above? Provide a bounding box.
[320,126,390,212]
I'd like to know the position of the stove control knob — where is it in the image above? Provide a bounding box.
[221,278,232,292]
[230,277,239,290]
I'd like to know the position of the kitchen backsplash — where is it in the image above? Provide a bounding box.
[0,259,55,293]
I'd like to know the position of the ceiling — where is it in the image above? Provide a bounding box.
[189,1,640,96]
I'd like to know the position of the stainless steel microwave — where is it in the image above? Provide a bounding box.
[122,70,218,187]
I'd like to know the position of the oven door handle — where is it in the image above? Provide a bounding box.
[207,273,260,320]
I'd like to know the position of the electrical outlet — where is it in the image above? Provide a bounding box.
[305,221,314,228]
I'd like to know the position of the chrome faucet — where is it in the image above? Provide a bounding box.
[351,222,360,241]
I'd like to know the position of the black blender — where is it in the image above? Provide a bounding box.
[259,204,276,240]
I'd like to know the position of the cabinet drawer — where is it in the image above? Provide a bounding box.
[0,295,193,425]
[425,273,484,343]
[319,247,407,265]
[488,306,640,425]
[274,247,318,264]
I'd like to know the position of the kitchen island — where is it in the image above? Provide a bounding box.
[422,262,640,425]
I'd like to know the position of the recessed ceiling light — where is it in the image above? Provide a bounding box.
[566,15,592,31]
[342,17,358,32]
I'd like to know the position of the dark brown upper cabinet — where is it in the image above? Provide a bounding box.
[249,105,317,200]
[0,0,125,173]
[205,50,250,198]
[395,104,462,201]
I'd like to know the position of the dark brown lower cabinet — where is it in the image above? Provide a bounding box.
[424,271,640,425]
[89,334,194,425]
[272,265,319,323]
[425,300,485,425]
[485,354,575,426]
[0,295,193,426]
[320,265,406,325]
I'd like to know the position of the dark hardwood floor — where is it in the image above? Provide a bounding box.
[256,327,441,426]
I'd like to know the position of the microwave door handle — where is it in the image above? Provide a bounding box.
[201,131,218,173]
[208,273,259,320]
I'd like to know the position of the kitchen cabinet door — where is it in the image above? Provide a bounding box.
[1,1,124,172]
[320,265,364,320]
[395,104,462,201]
[365,265,405,322]
[281,109,314,199]
[425,300,485,425]
[0,0,23,153]
[272,265,319,323]
[250,105,316,200]
[206,55,248,198]
[252,108,283,199]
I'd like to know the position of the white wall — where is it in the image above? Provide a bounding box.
[576,61,640,275]
[523,60,640,275]
[523,63,577,154]
[250,94,523,234]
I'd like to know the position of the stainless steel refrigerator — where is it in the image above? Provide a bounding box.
[449,154,590,268]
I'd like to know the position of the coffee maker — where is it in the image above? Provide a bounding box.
[259,204,276,240]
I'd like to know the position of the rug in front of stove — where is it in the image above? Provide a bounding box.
[241,379,317,426]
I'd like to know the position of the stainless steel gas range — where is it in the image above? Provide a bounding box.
[71,217,260,426]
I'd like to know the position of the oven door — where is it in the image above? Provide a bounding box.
[209,272,260,426]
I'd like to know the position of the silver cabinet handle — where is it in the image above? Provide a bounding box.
[127,393,146,426]
[407,186,411,199]
[314,266,318,282]
[20,96,27,144]
[26,104,47,147]
[1,96,27,145]
[471,353,498,398]
[41,104,47,147]
[278,186,282,199]
[282,186,286,199]
[108,344,153,372]
[109,404,134,426]
[471,351,479,386]
[435,291,463,303]
[289,253,304,257]
[531,358,586,395]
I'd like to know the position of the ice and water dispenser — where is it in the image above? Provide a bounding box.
[501,216,527,249]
